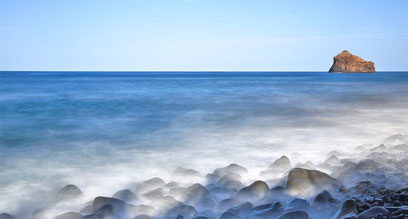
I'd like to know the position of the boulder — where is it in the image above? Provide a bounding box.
[133,215,151,219]
[370,144,387,152]
[56,184,82,202]
[250,202,284,219]
[325,155,341,166]
[236,181,269,201]
[332,200,358,219]
[112,189,137,202]
[217,198,243,211]
[286,198,310,211]
[286,168,339,194]
[353,160,377,172]
[219,211,236,219]
[226,202,253,215]
[165,204,198,218]
[136,177,165,194]
[328,50,375,73]
[174,167,202,177]
[183,183,209,203]
[269,155,291,171]
[357,206,390,219]
[213,164,248,177]
[276,210,309,219]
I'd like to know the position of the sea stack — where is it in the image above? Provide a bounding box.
[329,50,375,73]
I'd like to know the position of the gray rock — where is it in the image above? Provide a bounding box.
[149,196,181,210]
[213,164,248,177]
[286,199,309,211]
[165,181,180,189]
[327,151,342,157]
[0,213,15,219]
[192,217,210,219]
[142,188,163,199]
[79,205,93,215]
[357,206,390,219]
[217,173,241,186]
[112,189,137,202]
[219,211,236,219]
[353,160,377,172]
[166,204,198,218]
[286,168,339,194]
[325,155,341,166]
[276,210,309,219]
[174,167,202,177]
[392,144,408,151]
[370,144,388,152]
[227,202,253,215]
[55,212,82,219]
[195,197,216,209]
[184,183,209,203]
[56,184,82,203]
[269,155,291,171]
[217,198,243,211]
[250,202,284,219]
[136,177,165,194]
[332,200,358,219]
[236,181,269,201]
[80,214,103,219]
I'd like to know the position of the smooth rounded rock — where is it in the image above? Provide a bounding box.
[358,206,390,219]
[286,168,339,194]
[137,177,165,194]
[332,200,358,219]
[276,210,309,219]
[269,155,291,171]
[287,198,309,211]
[213,164,248,177]
[112,189,137,202]
[236,181,269,201]
[56,184,82,203]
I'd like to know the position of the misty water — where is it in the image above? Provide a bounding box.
[1,71,408,218]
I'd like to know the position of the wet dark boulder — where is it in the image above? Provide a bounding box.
[236,181,269,201]
[226,202,253,215]
[56,184,83,203]
[133,215,151,219]
[332,200,358,219]
[81,214,103,219]
[276,210,309,219]
[358,206,390,219]
[250,202,284,219]
[219,211,236,219]
[286,198,310,211]
[217,198,244,211]
[184,183,209,203]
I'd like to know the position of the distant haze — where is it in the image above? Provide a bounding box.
[1,0,407,71]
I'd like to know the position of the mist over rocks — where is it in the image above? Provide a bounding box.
[2,134,408,219]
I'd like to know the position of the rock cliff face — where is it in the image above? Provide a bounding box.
[329,50,375,73]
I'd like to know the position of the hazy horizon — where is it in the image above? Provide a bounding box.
[1,0,408,71]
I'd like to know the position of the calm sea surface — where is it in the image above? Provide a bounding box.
[1,71,408,214]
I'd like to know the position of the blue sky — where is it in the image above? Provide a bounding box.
[1,0,407,71]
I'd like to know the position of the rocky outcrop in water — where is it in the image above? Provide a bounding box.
[329,50,375,73]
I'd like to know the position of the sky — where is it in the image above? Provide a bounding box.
[1,0,407,71]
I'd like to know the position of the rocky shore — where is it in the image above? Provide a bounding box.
[1,134,407,219]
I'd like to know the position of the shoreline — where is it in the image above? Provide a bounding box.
[2,134,407,219]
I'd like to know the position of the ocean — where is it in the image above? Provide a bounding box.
[1,71,408,217]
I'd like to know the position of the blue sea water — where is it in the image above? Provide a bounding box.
[1,71,408,215]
